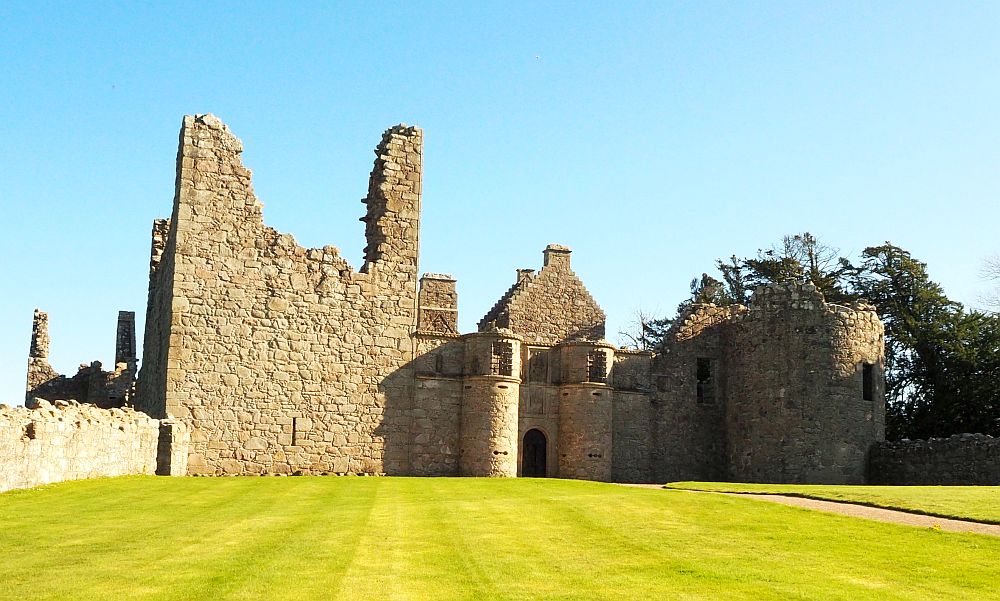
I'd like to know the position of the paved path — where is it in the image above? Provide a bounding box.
[621,484,1000,536]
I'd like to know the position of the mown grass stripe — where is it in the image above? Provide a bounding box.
[0,477,998,600]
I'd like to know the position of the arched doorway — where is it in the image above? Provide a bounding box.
[522,429,547,477]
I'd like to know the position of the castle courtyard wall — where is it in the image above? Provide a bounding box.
[0,400,188,493]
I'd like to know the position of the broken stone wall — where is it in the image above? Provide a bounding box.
[136,114,423,476]
[869,434,1000,485]
[0,400,188,493]
[725,283,885,484]
[649,305,736,483]
[27,309,137,408]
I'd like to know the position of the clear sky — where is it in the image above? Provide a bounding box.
[1,2,998,405]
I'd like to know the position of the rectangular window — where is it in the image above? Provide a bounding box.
[862,363,874,401]
[528,350,548,383]
[492,341,513,377]
[696,358,714,404]
[587,350,608,383]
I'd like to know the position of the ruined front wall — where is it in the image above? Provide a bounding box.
[0,400,188,493]
[136,114,423,476]
[725,284,885,484]
[648,305,739,483]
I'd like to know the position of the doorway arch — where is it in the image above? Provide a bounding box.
[522,428,547,477]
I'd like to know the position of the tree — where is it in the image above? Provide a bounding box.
[982,254,1000,311]
[617,310,671,351]
[848,244,1000,439]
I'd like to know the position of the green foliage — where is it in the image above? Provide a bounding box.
[848,244,1000,439]
[2,477,1000,600]
[637,235,1000,440]
[667,482,1000,524]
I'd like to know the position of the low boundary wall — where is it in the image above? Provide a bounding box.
[0,399,188,493]
[869,434,1000,485]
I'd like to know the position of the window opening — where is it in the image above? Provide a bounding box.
[587,350,607,383]
[696,358,714,404]
[862,363,874,402]
[492,341,513,377]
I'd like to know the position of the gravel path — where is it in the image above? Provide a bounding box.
[621,484,1000,536]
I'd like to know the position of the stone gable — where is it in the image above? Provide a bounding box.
[478,244,605,345]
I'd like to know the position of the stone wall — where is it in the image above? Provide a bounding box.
[725,283,884,484]
[22,113,892,486]
[649,304,733,482]
[136,114,423,476]
[0,400,188,493]
[869,434,1000,485]
[27,309,137,408]
[479,245,605,344]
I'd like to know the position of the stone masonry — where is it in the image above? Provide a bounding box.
[0,399,188,493]
[870,434,1000,485]
[26,309,137,409]
[21,114,893,485]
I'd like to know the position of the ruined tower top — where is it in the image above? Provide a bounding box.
[115,311,136,367]
[360,124,423,274]
[29,309,49,359]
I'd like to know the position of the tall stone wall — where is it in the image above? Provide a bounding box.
[409,333,464,476]
[0,400,188,493]
[135,114,423,476]
[136,218,175,417]
[725,283,884,484]
[609,350,653,482]
[869,434,1000,485]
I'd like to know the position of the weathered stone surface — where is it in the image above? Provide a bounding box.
[18,114,900,486]
[479,245,605,344]
[134,114,423,477]
[26,310,137,409]
[870,434,1000,485]
[0,400,188,492]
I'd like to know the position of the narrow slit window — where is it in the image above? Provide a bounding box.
[291,417,298,446]
[696,358,714,404]
[862,363,874,401]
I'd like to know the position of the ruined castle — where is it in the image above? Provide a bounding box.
[18,114,888,486]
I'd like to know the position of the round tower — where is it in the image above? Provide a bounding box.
[725,282,886,484]
[460,329,522,476]
[556,340,615,481]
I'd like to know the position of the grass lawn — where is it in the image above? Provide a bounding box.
[0,477,998,600]
[665,481,1000,523]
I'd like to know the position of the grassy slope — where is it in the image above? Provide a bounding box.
[0,477,996,601]
[665,482,1000,523]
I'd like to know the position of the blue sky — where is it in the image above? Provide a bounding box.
[1,2,998,405]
